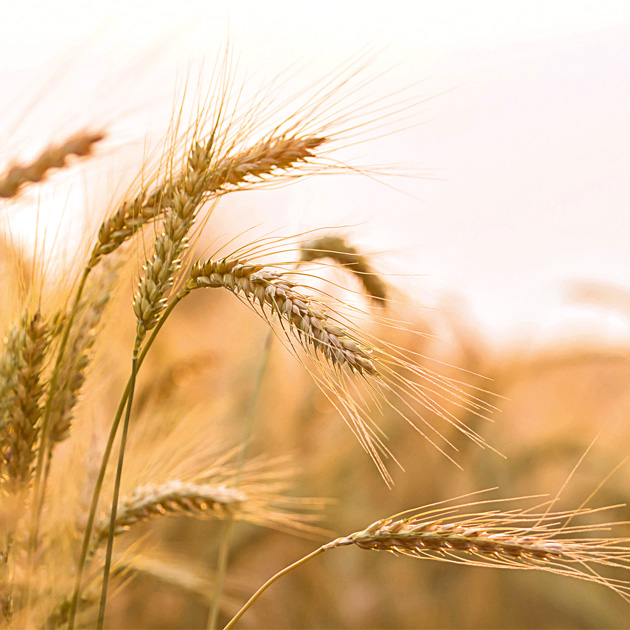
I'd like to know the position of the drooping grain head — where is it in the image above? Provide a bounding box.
[300,235,387,304]
[185,257,377,375]
[182,255,496,483]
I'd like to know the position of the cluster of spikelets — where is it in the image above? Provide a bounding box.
[0,70,630,630]
[183,257,377,375]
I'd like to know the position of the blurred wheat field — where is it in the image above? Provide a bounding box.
[1,40,630,630]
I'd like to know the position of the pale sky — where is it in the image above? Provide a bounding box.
[2,1,630,347]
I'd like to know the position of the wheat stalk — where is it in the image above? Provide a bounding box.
[94,133,329,625]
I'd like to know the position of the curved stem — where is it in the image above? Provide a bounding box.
[97,350,138,629]
[223,547,326,630]
[67,296,183,629]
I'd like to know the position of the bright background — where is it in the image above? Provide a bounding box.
[3,4,630,628]
[2,0,630,346]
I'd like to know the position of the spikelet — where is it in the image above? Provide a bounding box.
[0,132,103,199]
[300,235,387,304]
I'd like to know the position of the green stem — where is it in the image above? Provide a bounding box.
[223,547,326,630]
[67,296,183,629]
[26,265,91,613]
[97,350,138,629]
[207,331,274,630]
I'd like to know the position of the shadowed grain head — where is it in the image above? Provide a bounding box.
[49,262,120,445]
[0,132,104,199]
[300,235,387,305]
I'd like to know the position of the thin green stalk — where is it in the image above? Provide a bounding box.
[223,547,326,630]
[97,350,138,629]
[207,331,274,630]
[26,265,91,613]
[67,296,183,629]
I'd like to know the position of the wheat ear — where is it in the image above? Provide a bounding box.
[225,503,630,628]
[95,482,245,541]
[0,132,103,199]
[0,310,49,491]
[101,134,223,618]
[181,255,499,484]
[89,135,324,269]
[326,513,581,562]
[211,136,324,189]
[322,506,630,600]
[300,235,387,304]
[48,262,119,445]
[183,257,377,375]
[0,311,48,621]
